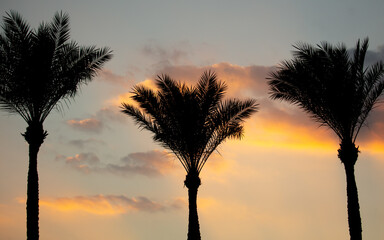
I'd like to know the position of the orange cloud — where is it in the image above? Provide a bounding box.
[67,118,103,132]
[38,195,185,215]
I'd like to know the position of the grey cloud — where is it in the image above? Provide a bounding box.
[106,150,177,177]
[142,42,190,63]
[57,150,177,177]
[56,152,101,174]
[141,41,193,71]
[68,138,106,149]
[66,106,127,135]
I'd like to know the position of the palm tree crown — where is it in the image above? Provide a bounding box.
[0,11,112,127]
[269,38,384,144]
[122,71,258,175]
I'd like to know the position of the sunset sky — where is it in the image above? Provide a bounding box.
[1,1,384,239]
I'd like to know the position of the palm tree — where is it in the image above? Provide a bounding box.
[268,38,384,240]
[121,71,258,240]
[0,11,112,240]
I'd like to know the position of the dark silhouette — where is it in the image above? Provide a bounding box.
[0,11,112,240]
[121,71,258,240]
[268,38,384,240]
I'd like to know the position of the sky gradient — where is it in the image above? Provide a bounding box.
[1,1,384,239]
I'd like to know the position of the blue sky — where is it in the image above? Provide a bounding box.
[1,1,384,239]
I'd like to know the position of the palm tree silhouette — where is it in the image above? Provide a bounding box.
[268,38,384,240]
[0,11,112,240]
[121,71,258,240]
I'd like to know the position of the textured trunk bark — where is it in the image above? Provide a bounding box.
[344,163,362,240]
[23,122,46,240]
[187,185,201,240]
[185,172,201,240]
[338,141,362,240]
[27,142,40,240]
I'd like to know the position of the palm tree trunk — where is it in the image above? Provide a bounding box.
[343,162,362,240]
[27,142,41,240]
[185,172,201,240]
[338,141,362,240]
[187,185,201,240]
[23,122,47,240]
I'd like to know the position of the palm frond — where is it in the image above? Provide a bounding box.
[2,10,31,44]
[49,11,70,47]
[196,70,227,117]
[121,103,157,133]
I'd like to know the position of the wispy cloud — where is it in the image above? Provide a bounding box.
[57,150,179,177]
[66,106,129,135]
[141,40,193,68]
[106,150,178,177]
[95,106,128,123]
[98,69,134,88]
[68,138,106,149]
[67,118,103,133]
[61,152,100,174]
[38,195,185,215]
